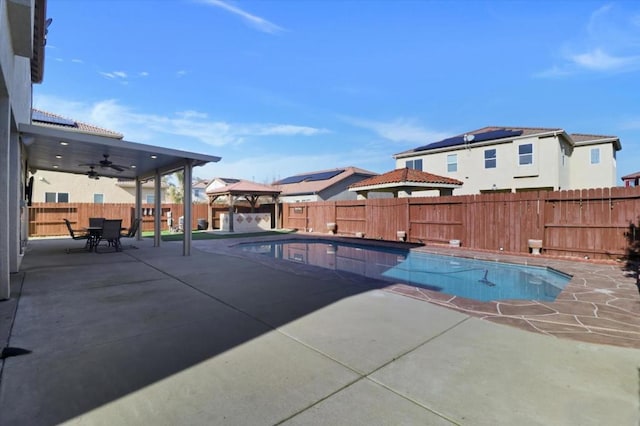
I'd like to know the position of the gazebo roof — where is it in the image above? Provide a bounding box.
[206,180,281,197]
[349,168,463,193]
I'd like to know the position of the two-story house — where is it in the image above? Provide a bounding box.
[393,126,621,195]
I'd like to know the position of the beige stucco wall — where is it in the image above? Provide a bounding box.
[569,143,617,189]
[32,170,166,203]
[396,134,616,195]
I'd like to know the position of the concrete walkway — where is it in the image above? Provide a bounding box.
[0,237,638,425]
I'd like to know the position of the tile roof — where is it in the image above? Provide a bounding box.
[569,133,617,142]
[206,180,280,195]
[273,166,378,196]
[31,108,124,139]
[350,168,463,189]
[621,171,640,180]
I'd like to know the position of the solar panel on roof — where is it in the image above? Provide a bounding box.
[276,169,345,185]
[413,129,524,152]
[32,110,77,127]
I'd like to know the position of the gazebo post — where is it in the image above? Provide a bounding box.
[228,195,234,232]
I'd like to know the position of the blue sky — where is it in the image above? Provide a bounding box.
[34,0,640,184]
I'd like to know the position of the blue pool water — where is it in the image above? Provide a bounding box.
[240,239,571,302]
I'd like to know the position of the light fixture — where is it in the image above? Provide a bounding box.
[130,165,137,169]
[59,141,69,146]
[55,155,62,159]
[21,135,36,146]
[150,155,157,159]
[52,165,59,169]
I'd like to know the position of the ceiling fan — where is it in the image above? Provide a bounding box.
[80,154,128,173]
[86,166,100,180]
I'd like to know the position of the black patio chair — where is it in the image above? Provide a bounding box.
[89,217,105,228]
[120,218,142,249]
[63,218,90,253]
[95,219,123,252]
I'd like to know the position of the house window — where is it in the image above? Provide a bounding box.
[590,148,600,164]
[405,159,423,171]
[518,143,533,165]
[447,154,457,172]
[484,149,496,169]
[194,188,202,198]
[93,193,104,203]
[45,192,69,203]
[146,194,155,204]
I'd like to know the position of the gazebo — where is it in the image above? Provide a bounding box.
[206,181,281,232]
[349,168,463,198]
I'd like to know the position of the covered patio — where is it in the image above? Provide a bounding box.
[0,236,637,425]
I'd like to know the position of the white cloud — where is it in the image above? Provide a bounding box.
[199,0,284,34]
[100,71,128,80]
[538,4,640,77]
[71,59,84,64]
[570,48,640,71]
[342,116,449,144]
[32,95,329,149]
[176,70,188,77]
[139,71,149,77]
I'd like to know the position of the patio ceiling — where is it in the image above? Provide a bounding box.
[19,123,221,181]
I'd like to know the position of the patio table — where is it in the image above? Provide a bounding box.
[84,226,102,252]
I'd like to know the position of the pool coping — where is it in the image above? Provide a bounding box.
[196,232,640,349]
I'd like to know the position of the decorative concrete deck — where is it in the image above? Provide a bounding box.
[387,247,640,349]
[213,233,640,349]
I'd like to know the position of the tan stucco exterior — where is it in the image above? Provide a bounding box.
[395,131,619,195]
[32,170,166,203]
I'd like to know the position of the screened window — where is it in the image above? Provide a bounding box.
[484,149,496,169]
[518,144,533,165]
[447,154,457,172]
[93,193,104,203]
[57,193,69,203]
[146,194,155,204]
[45,192,56,203]
[405,159,423,171]
[590,148,600,164]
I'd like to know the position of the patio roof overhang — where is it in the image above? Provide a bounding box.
[19,123,221,180]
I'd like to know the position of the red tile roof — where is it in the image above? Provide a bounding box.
[350,168,463,189]
[31,109,124,139]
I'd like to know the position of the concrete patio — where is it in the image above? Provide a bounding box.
[0,236,638,425]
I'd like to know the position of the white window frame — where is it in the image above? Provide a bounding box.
[45,192,69,203]
[590,147,600,164]
[518,143,533,165]
[447,154,457,172]
[146,194,155,204]
[406,159,423,171]
[484,149,496,169]
[93,193,104,203]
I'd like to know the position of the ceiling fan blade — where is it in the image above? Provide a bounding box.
[110,165,125,172]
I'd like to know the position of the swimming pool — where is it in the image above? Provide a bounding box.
[240,239,571,302]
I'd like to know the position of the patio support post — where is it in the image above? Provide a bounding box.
[135,178,142,241]
[228,196,234,232]
[9,130,21,272]
[183,159,193,256]
[0,98,10,300]
[207,196,213,231]
[153,169,161,247]
[274,196,280,229]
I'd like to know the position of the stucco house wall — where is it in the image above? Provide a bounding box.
[32,170,166,203]
[395,128,620,195]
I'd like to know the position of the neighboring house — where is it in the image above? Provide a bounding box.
[622,171,640,187]
[30,109,167,204]
[192,178,210,203]
[272,167,379,203]
[393,126,621,195]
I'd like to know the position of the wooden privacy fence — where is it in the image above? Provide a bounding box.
[282,186,640,260]
[29,203,210,236]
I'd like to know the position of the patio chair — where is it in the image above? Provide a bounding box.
[95,219,123,252]
[63,218,90,253]
[120,218,142,249]
[89,217,105,227]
